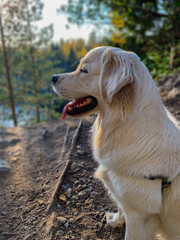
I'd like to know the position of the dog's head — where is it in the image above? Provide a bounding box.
[52,46,147,120]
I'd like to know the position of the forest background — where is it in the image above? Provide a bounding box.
[0,0,180,127]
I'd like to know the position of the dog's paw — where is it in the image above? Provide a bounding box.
[106,211,125,228]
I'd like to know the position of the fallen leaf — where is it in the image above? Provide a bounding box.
[59,194,67,203]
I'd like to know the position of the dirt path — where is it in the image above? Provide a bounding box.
[0,120,78,240]
[0,118,125,240]
[47,119,125,240]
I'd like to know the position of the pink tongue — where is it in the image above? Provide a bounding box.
[62,104,69,120]
[62,99,79,120]
[62,97,88,120]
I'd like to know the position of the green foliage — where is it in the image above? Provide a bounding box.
[60,0,180,69]
[143,51,171,81]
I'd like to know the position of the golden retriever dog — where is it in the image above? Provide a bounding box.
[52,46,180,240]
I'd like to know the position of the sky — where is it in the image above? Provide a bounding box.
[37,0,96,42]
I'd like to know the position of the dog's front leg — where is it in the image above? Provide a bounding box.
[125,213,160,240]
[95,165,162,239]
[106,207,125,228]
[95,165,125,227]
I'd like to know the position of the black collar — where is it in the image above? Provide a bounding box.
[144,175,171,190]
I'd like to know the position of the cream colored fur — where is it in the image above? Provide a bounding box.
[53,46,180,240]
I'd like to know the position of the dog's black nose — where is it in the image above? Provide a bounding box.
[52,75,59,83]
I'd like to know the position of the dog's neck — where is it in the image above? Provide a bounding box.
[92,87,179,177]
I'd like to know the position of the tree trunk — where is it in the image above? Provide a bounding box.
[26,6,40,123]
[0,14,17,126]
[170,0,179,68]
[30,50,40,123]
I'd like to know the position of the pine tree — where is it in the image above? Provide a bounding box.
[0,1,18,126]
[15,0,53,123]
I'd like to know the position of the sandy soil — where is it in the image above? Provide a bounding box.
[0,120,78,240]
[0,75,180,240]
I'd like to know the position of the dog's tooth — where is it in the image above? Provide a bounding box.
[79,103,83,107]
[87,98,91,102]
[85,100,89,105]
[68,107,72,111]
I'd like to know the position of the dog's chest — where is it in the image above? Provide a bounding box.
[93,125,118,168]
[93,125,104,160]
[92,116,114,156]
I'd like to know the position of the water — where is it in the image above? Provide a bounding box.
[0,106,40,128]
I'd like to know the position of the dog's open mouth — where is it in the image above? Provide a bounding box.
[62,96,98,120]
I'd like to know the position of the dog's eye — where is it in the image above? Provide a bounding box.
[80,68,88,74]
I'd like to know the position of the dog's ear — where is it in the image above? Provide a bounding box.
[99,48,139,105]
